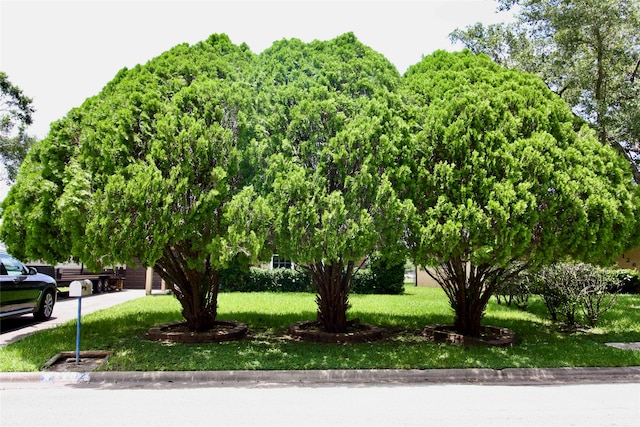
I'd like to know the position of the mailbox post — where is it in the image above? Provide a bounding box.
[69,279,92,365]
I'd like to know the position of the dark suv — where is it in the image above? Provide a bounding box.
[0,253,57,320]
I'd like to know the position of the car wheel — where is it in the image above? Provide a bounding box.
[34,290,55,320]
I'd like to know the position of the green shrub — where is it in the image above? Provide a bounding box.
[531,262,621,327]
[261,268,314,292]
[220,255,405,295]
[351,256,405,295]
[495,263,531,309]
[219,264,251,292]
[615,269,640,294]
[350,269,374,294]
[220,266,313,293]
[371,256,406,294]
[530,264,574,322]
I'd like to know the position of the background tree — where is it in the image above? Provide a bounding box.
[253,33,412,333]
[450,0,640,182]
[0,34,269,332]
[0,72,36,182]
[402,50,639,337]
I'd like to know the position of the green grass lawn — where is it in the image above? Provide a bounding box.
[1,286,639,372]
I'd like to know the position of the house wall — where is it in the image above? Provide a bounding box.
[415,266,441,288]
[416,248,640,288]
[126,264,163,289]
[615,247,640,272]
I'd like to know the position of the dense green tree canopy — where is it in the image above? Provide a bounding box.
[253,33,413,332]
[403,50,639,336]
[451,0,640,182]
[0,72,35,182]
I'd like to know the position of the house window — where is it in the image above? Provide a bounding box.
[271,254,293,270]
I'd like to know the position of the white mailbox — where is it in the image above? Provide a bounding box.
[69,279,93,297]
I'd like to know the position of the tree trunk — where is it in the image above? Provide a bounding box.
[176,268,219,332]
[155,248,220,332]
[310,260,354,333]
[452,287,485,338]
[427,259,503,338]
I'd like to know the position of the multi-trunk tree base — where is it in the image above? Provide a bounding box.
[423,324,517,347]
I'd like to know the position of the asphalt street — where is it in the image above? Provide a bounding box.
[1,382,639,427]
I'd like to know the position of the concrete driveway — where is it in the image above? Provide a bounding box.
[0,289,146,347]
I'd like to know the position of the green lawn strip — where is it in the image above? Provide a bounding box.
[1,287,638,372]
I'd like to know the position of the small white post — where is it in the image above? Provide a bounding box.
[145,267,154,296]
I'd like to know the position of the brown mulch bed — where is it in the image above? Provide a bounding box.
[146,320,248,344]
[423,324,518,347]
[288,320,387,344]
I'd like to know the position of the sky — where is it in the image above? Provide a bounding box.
[0,0,514,199]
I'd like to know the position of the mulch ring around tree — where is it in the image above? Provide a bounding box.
[145,320,248,344]
[423,324,517,347]
[288,319,387,344]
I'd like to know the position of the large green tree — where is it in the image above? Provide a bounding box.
[450,0,640,183]
[403,50,639,337]
[0,72,36,182]
[0,34,269,331]
[253,33,412,333]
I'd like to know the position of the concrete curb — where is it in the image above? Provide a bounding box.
[2,367,640,388]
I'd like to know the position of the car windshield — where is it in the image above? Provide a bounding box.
[0,254,27,276]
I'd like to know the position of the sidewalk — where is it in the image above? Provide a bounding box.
[2,366,640,388]
[0,289,147,347]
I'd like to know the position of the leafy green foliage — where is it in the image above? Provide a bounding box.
[257,34,410,265]
[451,0,640,182]
[0,72,35,182]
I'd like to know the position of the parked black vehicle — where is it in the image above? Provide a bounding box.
[0,253,57,320]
